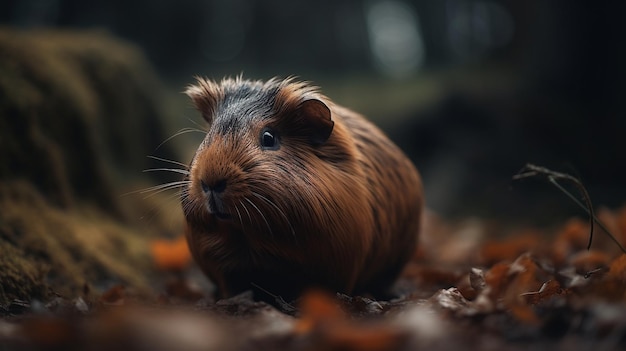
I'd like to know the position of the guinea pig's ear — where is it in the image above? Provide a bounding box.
[185,79,220,123]
[296,99,334,145]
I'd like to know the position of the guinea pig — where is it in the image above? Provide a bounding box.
[182,76,423,302]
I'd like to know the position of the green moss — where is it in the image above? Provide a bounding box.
[0,28,185,306]
[0,181,157,304]
[0,27,179,213]
[0,241,48,306]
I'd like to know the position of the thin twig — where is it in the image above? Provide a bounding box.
[250,282,297,314]
[513,163,626,254]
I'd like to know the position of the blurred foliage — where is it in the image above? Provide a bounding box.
[0,28,184,305]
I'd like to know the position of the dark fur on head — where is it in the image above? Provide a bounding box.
[183,76,422,301]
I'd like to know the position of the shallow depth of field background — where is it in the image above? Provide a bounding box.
[2,4,626,350]
[2,0,625,222]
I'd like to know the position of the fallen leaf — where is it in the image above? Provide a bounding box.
[502,254,541,324]
[480,232,540,266]
[469,267,486,292]
[294,290,344,334]
[100,285,126,306]
[569,250,610,275]
[598,254,626,299]
[151,235,192,271]
[296,290,407,351]
[552,218,591,265]
[484,262,511,300]
[521,280,564,305]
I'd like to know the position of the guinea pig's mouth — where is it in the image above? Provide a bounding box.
[203,200,231,221]
[205,192,231,221]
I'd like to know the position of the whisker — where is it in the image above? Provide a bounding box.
[234,203,246,236]
[245,197,273,237]
[136,186,186,223]
[120,181,189,197]
[155,127,207,151]
[140,181,190,194]
[252,192,295,238]
[141,186,188,200]
[187,117,208,132]
[162,188,185,203]
[240,199,253,226]
[147,155,190,169]
[120,181,190,200]
[143,168,190,175]
[180,191,195,214]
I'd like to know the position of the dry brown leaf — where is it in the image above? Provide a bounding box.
[480,233,540,266]
[521,280,564,305]
[502,254,542,324]
[569,250,610,275]
[454,268,485,301]
[484,262,511,300]
[434,288,471,312]
[552,218,591,265]
[598,254,626,299]
[401,263,463,287]
[469,267,486,292]
[100,285,126,305]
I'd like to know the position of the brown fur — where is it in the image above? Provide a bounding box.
[182,77,423,301]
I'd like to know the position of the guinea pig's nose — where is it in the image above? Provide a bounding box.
[201,179,227,193]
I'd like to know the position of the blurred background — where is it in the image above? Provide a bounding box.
[2,0,625,223]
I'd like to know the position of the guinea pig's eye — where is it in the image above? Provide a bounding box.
[260,127,280,150]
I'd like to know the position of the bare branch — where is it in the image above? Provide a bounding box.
[513,163,626,254]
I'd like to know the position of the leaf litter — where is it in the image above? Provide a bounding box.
[2,165,626,350]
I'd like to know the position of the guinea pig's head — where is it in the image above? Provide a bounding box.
[182,77,355,241]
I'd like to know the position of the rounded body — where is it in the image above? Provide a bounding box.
[182,77,423,301]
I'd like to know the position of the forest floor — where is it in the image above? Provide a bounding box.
[2,203,626,351]
[2,27,626,351]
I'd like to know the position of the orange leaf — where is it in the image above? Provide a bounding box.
[484,262,511,300]
[151,235,191,271]
[480,233,540,266]
[294,290,345,334]
[326,324,406,351]
[569,250,610,275]
[604,254,626,299]
[503,254,542,324]
[401,263,463,287]
[295,291,406,350]
[552,218,591,265]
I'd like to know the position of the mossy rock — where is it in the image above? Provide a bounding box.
[0,28,184,306]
